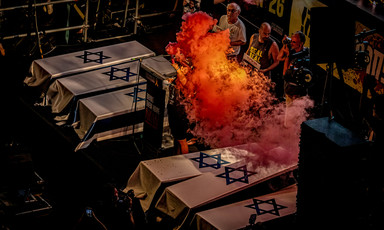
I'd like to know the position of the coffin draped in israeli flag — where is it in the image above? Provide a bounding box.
[191,184,297,230]
[46,60,146,122]
[24,40,155,92]
[73,84,146,151]
[123,146,244,212]
[154,144,297,229]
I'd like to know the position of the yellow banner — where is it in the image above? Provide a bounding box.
[341,21,384,97]
[289,0,326,47]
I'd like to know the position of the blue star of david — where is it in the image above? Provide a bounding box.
[190,152,230,169]
[125,88,145,102]
[216,165,257,185]
[245,198,287,216]
[103,66,138,82]
[76,50,111,64]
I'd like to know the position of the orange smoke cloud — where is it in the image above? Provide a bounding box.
[166,12,267,127]
[167,12,313,166]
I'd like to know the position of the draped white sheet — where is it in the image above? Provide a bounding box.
[46,61,146,114]
[73,85,146,151]
[123,147,242,212]
[155,158,297,229]
[192,184,297,230]
[24,41,155,91]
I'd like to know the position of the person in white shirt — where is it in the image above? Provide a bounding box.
[214,2,246,57]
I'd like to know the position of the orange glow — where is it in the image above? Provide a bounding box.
[167,12,314,166]
[166,12,270,128]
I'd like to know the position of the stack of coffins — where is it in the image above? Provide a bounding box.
[46,60,146,122]
[23,41,168,151]
[124,146,242,213]
[24,40,155,92]
[125,143,297,229]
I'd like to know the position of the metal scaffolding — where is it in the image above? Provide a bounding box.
[0,0,88,41]
[0,0,178,43]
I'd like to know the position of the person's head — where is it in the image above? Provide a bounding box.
[258,22,272,43]
[226,3,241,24]
[291,31,305,52]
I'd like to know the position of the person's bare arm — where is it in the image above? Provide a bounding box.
[245,34,255,54]
[260,41,279,73]
[230,40,246,46]
[269,41,280,71]
[277,35,292,61]
[278,45,291,76]
[277,43,290,61]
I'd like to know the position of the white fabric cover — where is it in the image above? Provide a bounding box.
[155,160,297,229]
[124,147,242,212]
[24,41,155,90]
[192,184,297,230]
[74,85,146,151]
[46,61,145,114]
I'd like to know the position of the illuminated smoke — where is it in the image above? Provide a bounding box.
[166,12,313,166]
